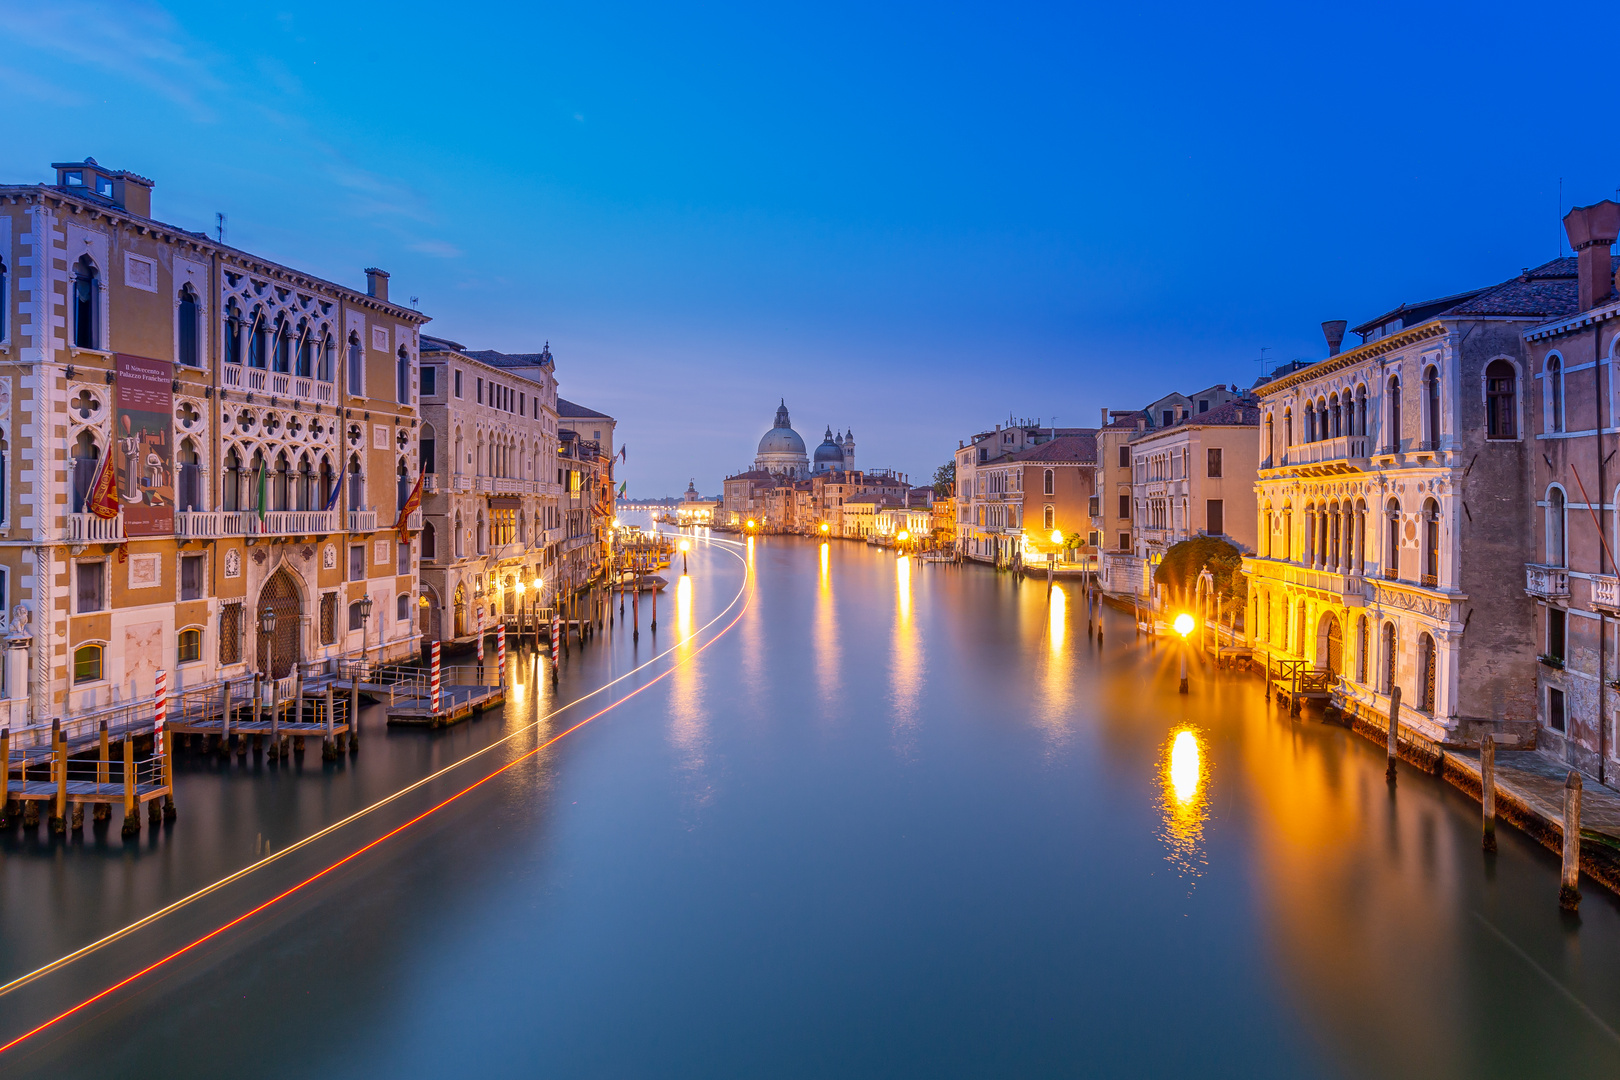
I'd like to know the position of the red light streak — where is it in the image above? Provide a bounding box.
[0,538,750,1058]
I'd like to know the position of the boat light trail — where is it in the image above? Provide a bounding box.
[0,534,750,1057]
[0,531,748,1005]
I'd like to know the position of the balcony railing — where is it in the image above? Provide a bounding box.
[1287,435,1370,468]
[65,512,124,543]
[450,474,471,493]
[423,474,439,494]
[348,510,379,533]
[1593,574,1620,613]
[1526,564,1570,599]
[175,510,227,538]
[475,477,493,494]
[221,363,334,404]
[259,510,335,535]
[494,477,526,494]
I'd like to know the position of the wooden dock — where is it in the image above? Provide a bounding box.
[385,684,507,727]
[3,723,173,836]
[328,659,506,729]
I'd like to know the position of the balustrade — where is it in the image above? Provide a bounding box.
[219,363,333,404]
[64,512,124,543]
[1286,435,1370,468]
[1593,574,1620,613]
[1525,564,1570,599]
[348,510,379,533]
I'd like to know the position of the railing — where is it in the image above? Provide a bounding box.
[259,509,336,535]
[175,510,226,538]
[450,474,471,492]
[1421,573,1438,589]
[1287,435,1370,467]
[494,477,526,494]
[1593,574,1620,613]
[423,474,439,494]
[1526,564,1570,599]
[65,512,125,543]
[475,477,493,493]
[220,363,333,403]
[408,510,423,531]
[1383,567,1398,581]
[348,510,378,533]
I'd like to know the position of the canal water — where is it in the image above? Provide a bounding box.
[3,523,1620,1077]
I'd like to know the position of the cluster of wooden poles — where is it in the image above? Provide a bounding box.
[0,721,172,838]
[200,672,356,763]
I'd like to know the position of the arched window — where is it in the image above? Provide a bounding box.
[423,521,437,560]
[1354,499,1367,575]
[396,458,410,516]
[1386,375,1402,453]
[1385,498,1401,579]
[1485,359,1517,439]
[1043,504,1055,530]
[1328,502,1341,571]
[70,429,100,513]
[297,454,315,511]
[1304,401,1316,443]
[1417,632,1437,713]
[178,285,199,367]
[1043,468,1054,496]
[73,256,99,349]
[420,423,436,475]
[1382,621,1397,695]
[1424,366,1441,450]
[476,511,486,554]
[347,332,364,395]
[178,438,201,511]
[1422,498,1440,587]
[347,453,363,512]
[1355,384,1368,436]
[348,602,365,631]
[295,321,314,378]
[397,593,410,622]
[1281,505,1292,561]
[272,452,291,511]
[1329,393,1342,438]
[1259,502,1272,558]
[1303,503,1316,567]
[1548,486,1567,568]
[397,347,411,404]
[1548,355,1565,433]
[224,300,243,365]
[249,308,268,369]
[1356,615,1369,683]
[1263,414,1274,465]
[73,643,104,684]
[223,447,242,512]
[0,255,8,341]
[177,628,202,664]
[454,512,464,557]
[273,318,291,374]
[318,456,335,510]
[317,333,335,382]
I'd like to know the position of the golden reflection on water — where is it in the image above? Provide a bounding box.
[820,541,829,580]
[668,568,712,820]
[676,574,693,641]
[814,542,839,706]
[890,553,923,757]
[1159,727,1208,881]
[1048,583,1066,654]
[1036,585,1074,749]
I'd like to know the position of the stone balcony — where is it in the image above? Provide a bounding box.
[1592,574,1620,613]
[64,512,124,543]
[176,509,337,537]
[348,510,379,533]
[1525,564,1570,599]
[1286,435,1370,474]
[220,363,335,405]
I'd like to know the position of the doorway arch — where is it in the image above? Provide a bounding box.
[256,568,304,678]
[1317,612,1343,677]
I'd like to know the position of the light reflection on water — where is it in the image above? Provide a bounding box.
[814,543,839,709]
[889,554,922,757]
[1160,727,1208,882]
[668,571,711,820]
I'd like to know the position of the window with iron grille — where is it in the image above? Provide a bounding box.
[320,593,338,644]
[219,602,242,664]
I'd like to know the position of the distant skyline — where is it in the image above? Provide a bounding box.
[5,1,1619,494]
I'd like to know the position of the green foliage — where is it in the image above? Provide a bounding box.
[1153,535,1247,608]
[933,461,956,498]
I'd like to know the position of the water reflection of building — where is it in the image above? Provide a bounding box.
[0,156,429,723]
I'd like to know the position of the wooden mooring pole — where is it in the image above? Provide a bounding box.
[1561,770,1582,911]
[1385,686,1402,783]
[1481,735,1497,853]
[95,721,111,821]
[121,735,139,837]
[323,686,337,760]
[50,720,67,834]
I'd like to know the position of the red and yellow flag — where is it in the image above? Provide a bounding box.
[395,472,424,541]
[85,455,120,520]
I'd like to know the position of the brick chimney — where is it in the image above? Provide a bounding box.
[1321,320,1347,356]
[1563,201,1620,311]
[364,267,390,302]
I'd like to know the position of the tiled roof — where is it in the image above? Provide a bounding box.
[1191,399,1260,426]
[465,348,554,369]
[1008,434,1098,463]
[557,398,612,419]
[724,469,777,482]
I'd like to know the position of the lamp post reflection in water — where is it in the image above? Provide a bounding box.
[676,573,693,641]
[1160,727,1208,881]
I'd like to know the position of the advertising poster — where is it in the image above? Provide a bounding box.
[114,353,175,536]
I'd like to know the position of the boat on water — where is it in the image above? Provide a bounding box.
[614,572,668,592]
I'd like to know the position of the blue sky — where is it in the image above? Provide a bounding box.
[4,1,1617,495]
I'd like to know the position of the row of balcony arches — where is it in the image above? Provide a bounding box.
[1261,496,1443,586]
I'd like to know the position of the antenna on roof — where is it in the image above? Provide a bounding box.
[215,212,226,244]
[409,296,419,310]
[1255,346,1272,379]
[1559,177,1565,257]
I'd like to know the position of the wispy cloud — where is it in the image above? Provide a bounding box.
[408,239,464,258]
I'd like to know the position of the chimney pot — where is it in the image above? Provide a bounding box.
[364,267,391,302]
[1564,201,1620,311]
[1321,320,1348,357]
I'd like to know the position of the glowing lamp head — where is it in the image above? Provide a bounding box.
[1173,612,1195,638]
[820,522,830,533]
[515,581,525,595]
[679,539,690,552]
[1051,530,1063,546]
[897,530,909,542]
[533,578,542,591]
[747,519,756,530]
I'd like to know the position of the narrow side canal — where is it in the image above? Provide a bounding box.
[3,522,1619,1078]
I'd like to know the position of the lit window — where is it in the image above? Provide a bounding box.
[178,628,202,663]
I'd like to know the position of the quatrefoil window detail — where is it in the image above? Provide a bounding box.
[71,390,101,421]
[176,402,201,429]
[396,428,409,450]
[236,410,255,430]
[347,424,363,446]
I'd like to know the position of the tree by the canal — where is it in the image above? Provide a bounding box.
[933,461,955,498]
[1153,535,1247,623]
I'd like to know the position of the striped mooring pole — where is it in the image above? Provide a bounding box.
[551,611,560,674]
[153,668,168,758]
[497,624,506,684]
[430,640,441,712]
[476,609,485,664]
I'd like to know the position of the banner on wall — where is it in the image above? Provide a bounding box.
[114,353,175,536]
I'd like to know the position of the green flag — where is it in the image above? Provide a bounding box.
[617,481,627,497]
[256,464,267,522]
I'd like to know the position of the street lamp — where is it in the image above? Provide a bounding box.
[1174,611,1195,693]
[746,518,756,531]
[820,521,830,536]
[679,538,690,574]
[259,605,277,678]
